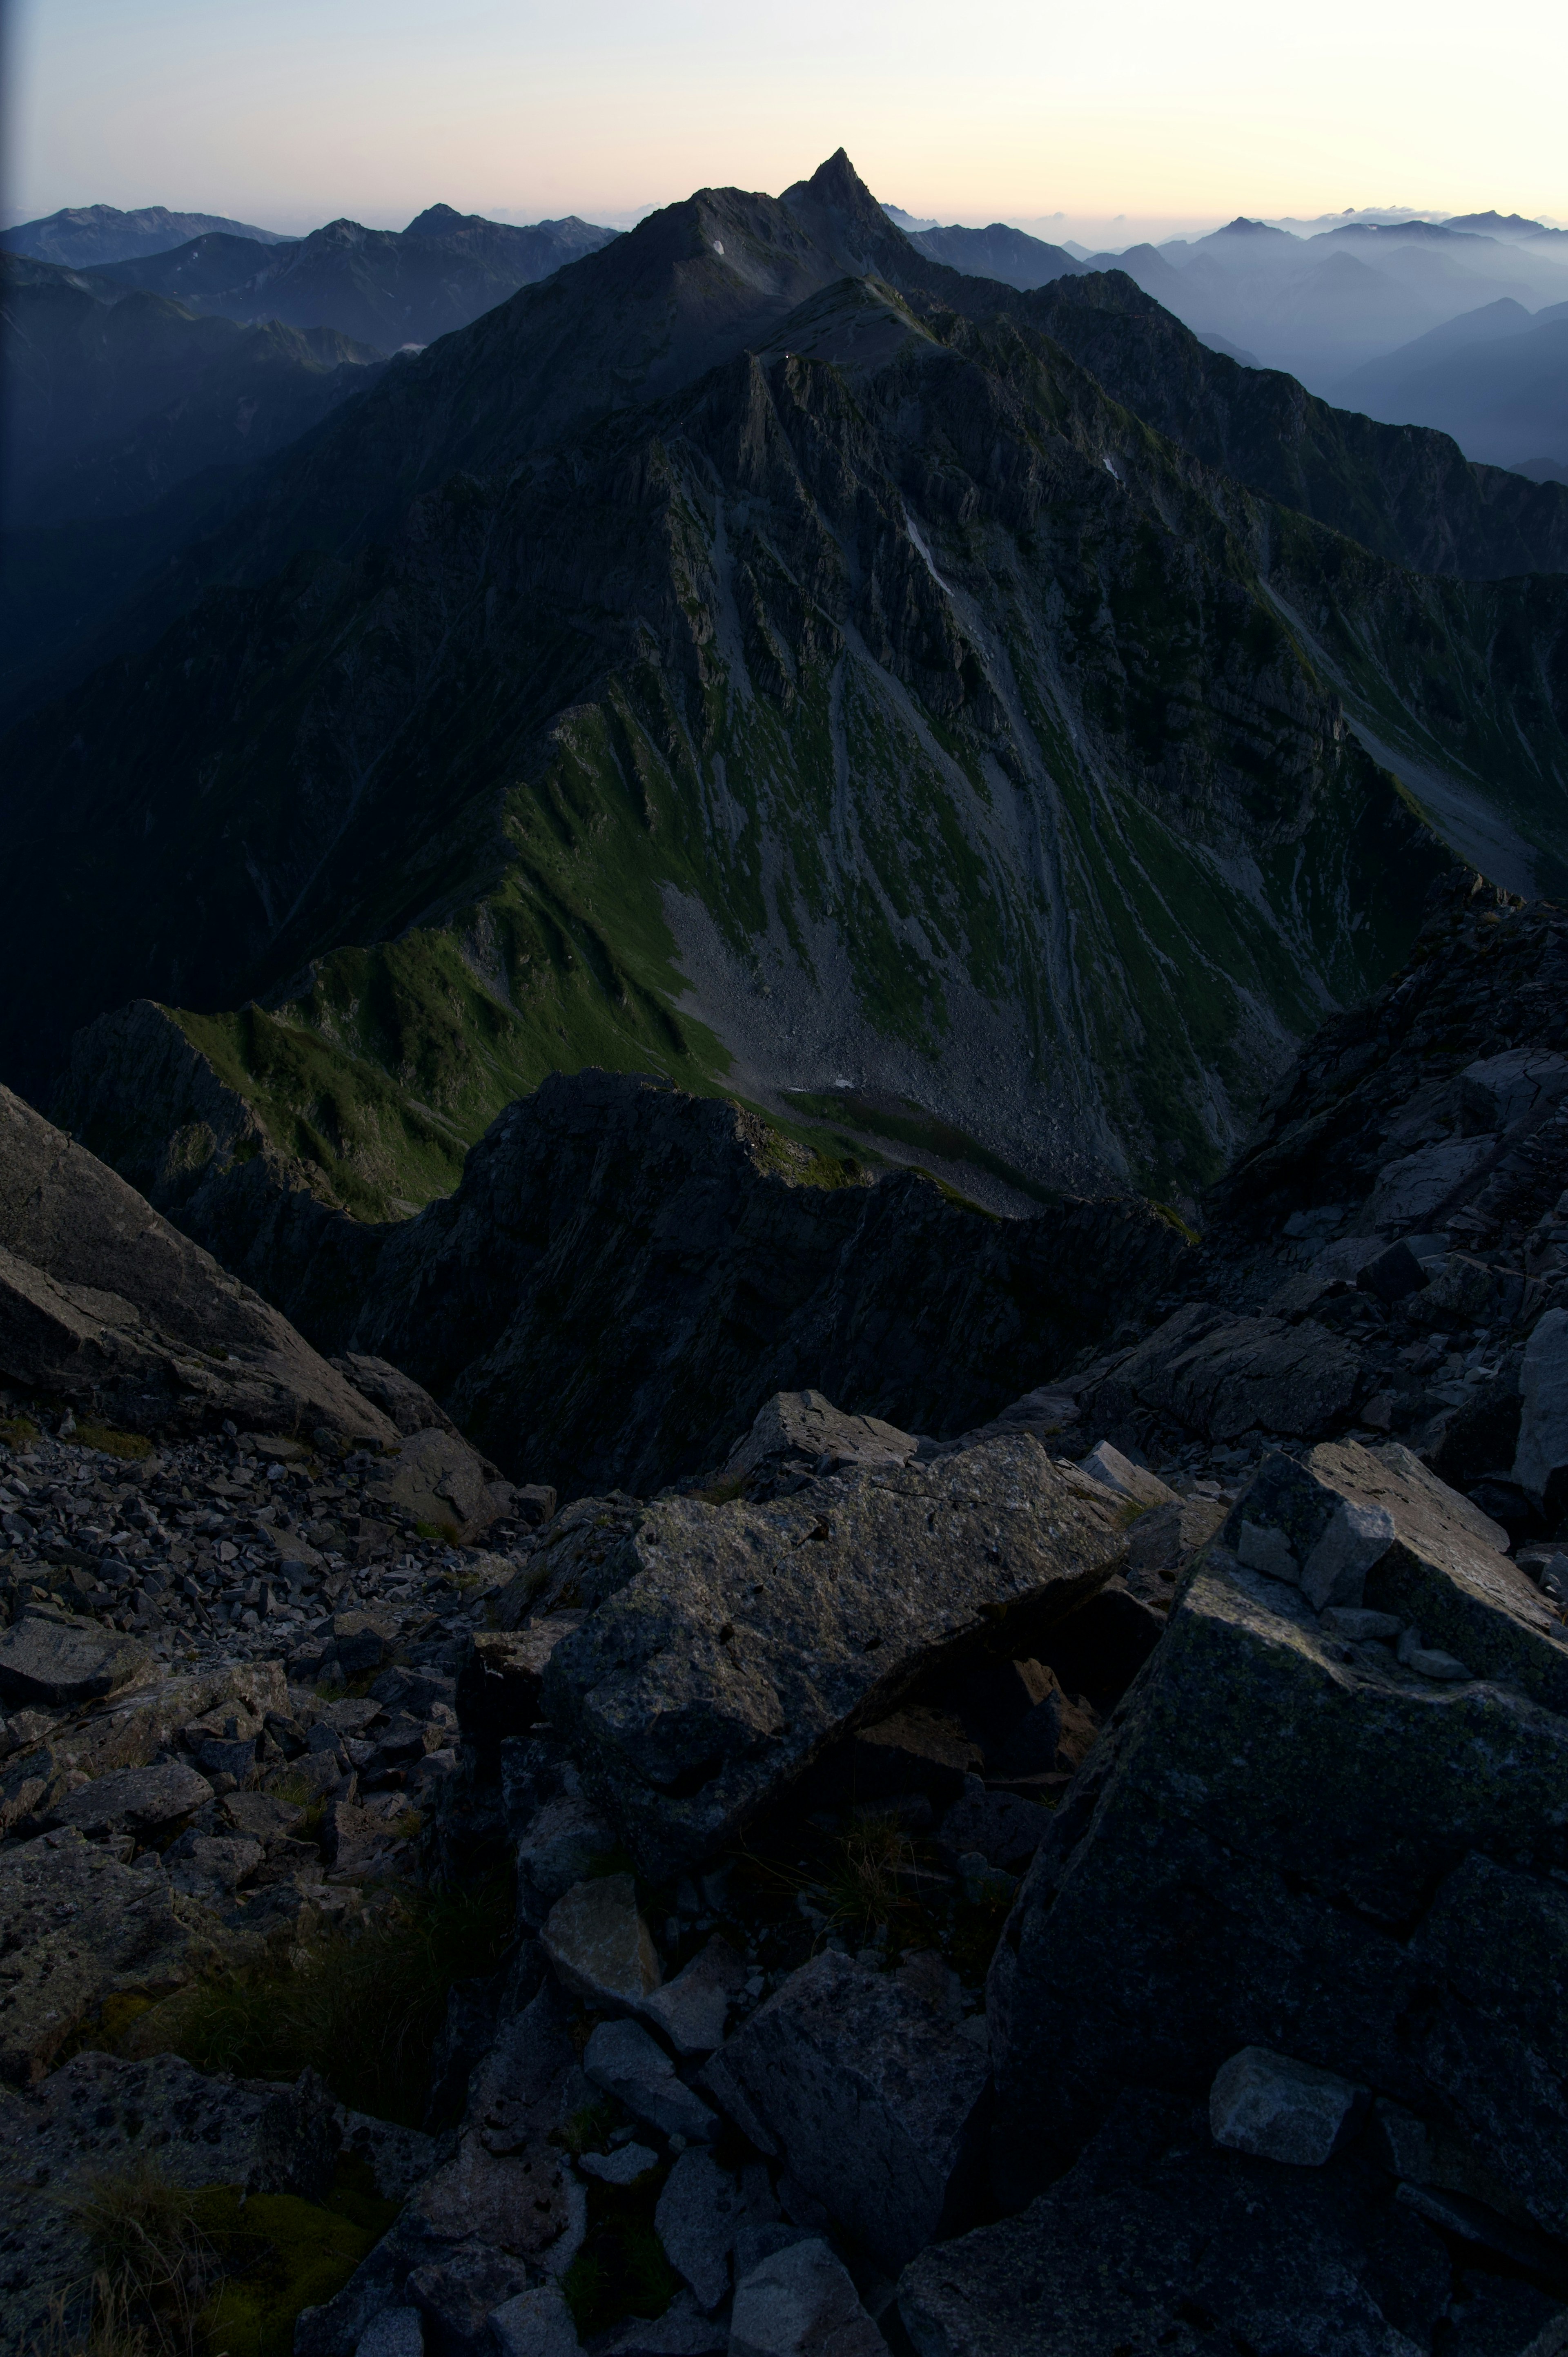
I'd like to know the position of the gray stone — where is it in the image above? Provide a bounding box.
[463,1980,579,2157]
[1123,1494,1225,1578]
[655,2148,753,2309]
[166,1832,264,1897]
[1078,1442,1175,1509]
[514,1783,618,1929]
[584,2017,718,2143]
[986,1545,1568,2236]
[370,1425,512,1543]
[1083,1301,1364,1441]
[1319,1608,1402,1642]
[407,2247,533,2357]
[1364,1137,1496,1230]
[605,2294,728,2354]
[0,1610,149,1708]
[459,1621,584,1766]
[1209,2047,1367,2164]
[578,2141,659,2184]
[0,1833,196,2082]
[699,1951,989,2270]
[341,2112,446,2202]
[938,1780,1048,1872]
[410,2130,578,2257]
[846,1708,983,1804]
[729,2239,886,2357]
[541,1873,662,2010]
[898,2092,1452,2357]
[1459,1048,1568,1136]
[356,2310,426,2357]
[1223,1451,1395,1609]
[487,2286,581,2357]
[714,1390,917,1494]
[642,1935,748,2056]
[1355,1239,1430,1303]
[1515,1308,1568,1506]
[46,1757,214,1838]
[541,1438,1125,1880]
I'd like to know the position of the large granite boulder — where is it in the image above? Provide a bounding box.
[0,1083,399,1443]
[1078,1301,1365,1443]
[0,1832,198,2083]
[541,1438,1127,1879]
[701,1951,991,2270]
[898,2089,1479,2357]
[987,1446,1568,2239]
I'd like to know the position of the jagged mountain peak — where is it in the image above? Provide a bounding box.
[402,203,472,237]
[780,148,919,277]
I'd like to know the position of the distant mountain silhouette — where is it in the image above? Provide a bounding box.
[2,204,288,268]
[906,221,1086,290]
[88,208,620,348]
[1336,297,1568,466]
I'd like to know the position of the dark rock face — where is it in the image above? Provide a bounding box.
[540,1437,1127,1880]
[125,1069,1191,1501]
[0,1084,399,1444]
[986,1531,1568,2230]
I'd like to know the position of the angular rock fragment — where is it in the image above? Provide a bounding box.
[458,1620,583,1770]
[45,1757,213,1838]
[0,1833,196,2081]
[700,1951,989,2270]
[654,2148,772,2309]
[641,1933,747,2056]
[583,2017,718,2143]
[987,1534,1568,2235]
[713,1391,917,1498]
[729,2239,886,2357]
[1209,2047,1367,2164]
[369,1424,513,1542]
[488,2286,581,2357]
[353,2308,425,2357]
[541,1873,661,2010]
[542,1438,1125,1879]
[1515,1306,1568,1509]
[1083,1300,1364,1441]
[1077,1441,1174,1509]
[842,1707,983,1805]
[0,1609,149,1707]
[411,2132,575,2255]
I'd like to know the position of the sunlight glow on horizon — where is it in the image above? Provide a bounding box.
[7,0,1564,239]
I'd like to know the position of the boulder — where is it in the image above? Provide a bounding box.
[1077,1442,1175,1509]
[1208,2047,1368,2165]
[655,2149,778,2310]
[354,2310,425,2357]
[986,1534,1568,2235]
[898,2091,1457,2357]
[605,2297,728,2355]
[0,1609,149,1707]
[0,1832,196,2082]
[641,1934,747,2056]
[540,1874,661,2011]
[410,2132,576,2257]
[44,1757,214,1838]
[513,1778,618,1931]
[463,1980,579,2159]
[938,1781,1049,1873]
[699,1951,990,2270]
[541,1439,1125,1880]
[488,2286,581,2357]
[370,1425,513,1542]
[0,1083,398,1443]
[729,2239,886,2357]
[1083,1301,1363,1441]
[407,2246,533,2357]
[1515,1307,1568,1510]
[713,1391,918,1498]
[583,2018,718,2144]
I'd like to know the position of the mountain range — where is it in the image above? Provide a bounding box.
[1336,297,1568,469]
[4,151,1568,1238]
[0,201,292,266]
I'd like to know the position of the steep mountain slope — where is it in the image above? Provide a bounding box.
[0,218,1455,1204]
[0,203,288,266]
[908,222,1084,290]
[88,207,620,348]
[7,155,1567,1226]
[0,256,384,527]
[1024,271,1568,578]
[1336,301,1568,468]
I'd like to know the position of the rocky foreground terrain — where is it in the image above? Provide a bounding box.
[4,869,1568,2355]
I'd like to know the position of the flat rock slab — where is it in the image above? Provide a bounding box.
[0,1832,197,2083]
[0,2047,339,2350]
[542,1437,1125,1880]
[730,2238,886,2357]
[701,1950,990,2270]
[986,1545,1568,2239]
[898,2092,1457,2357]
[541,1873,662,2009]
[0,1610,149,1707]
[1086,1300,1363,1441]
[46,1757,214,1837]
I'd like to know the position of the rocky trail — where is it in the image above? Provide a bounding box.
[4,871,1568,2355]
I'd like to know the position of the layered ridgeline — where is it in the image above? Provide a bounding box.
[5,154,1568,1218]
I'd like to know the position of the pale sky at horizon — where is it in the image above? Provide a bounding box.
[7,0,1565,241]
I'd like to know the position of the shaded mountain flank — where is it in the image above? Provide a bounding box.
[5,152,1568,1225]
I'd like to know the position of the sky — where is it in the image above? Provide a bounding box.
[6,0,1565,240]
